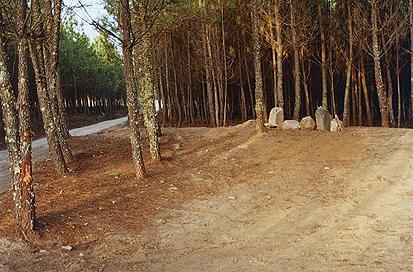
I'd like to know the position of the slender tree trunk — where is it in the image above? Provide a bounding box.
[43,0,72,160]
[289,0,301,120]
[274,0,284,109]
[343,0,353,125]
[302,60,311,116]
[187,34,195,124]
[119,0,146,179]
[410,0,413,120]
[132,2,161,162]
[30,0,67,173]
[329,38,336,115]
[221,2,228,126]
[0,35,22,222]
[134,39,161,162]
[29,41,67,173]
[396,38,402,127]
[55,69,70,138]
[361,55,373,126]
[16,0,35,231]
[357,66,362,126]
[199,0,216,127]
[164,41,171,124]
[371,1,389,127]
[351,69,357,125]
[384,54,395,127]
[238,37,247,121]
[270,19,278,106]
[317,0,328,109]
[253,0,265,133]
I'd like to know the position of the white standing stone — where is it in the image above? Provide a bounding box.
[267,107,284,128]
[330,119,338,132]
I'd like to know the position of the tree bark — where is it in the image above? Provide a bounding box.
[410,0,413,121]
[371,1,389,127]
[0,35,23,222]
[317,0,328,109]
[16,0,36,231]
[29,41,67,174]
[119,0,146,179]
[289,0,301,120]
[274,0,284,110]
[133,3,161,163]
[396,37,402,127]
[361,55,373,126]
[252,0,265,133]
[343,0,353,126]
[328,38,337,115]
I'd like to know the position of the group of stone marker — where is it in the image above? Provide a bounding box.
[264,106,343,132]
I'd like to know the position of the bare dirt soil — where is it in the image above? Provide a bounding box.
[0,121,412,272]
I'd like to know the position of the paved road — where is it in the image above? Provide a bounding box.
[0,116,127,194]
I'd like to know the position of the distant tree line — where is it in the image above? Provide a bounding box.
[149,0,413,129]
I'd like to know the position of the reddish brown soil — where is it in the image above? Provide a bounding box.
[0,121,412,271]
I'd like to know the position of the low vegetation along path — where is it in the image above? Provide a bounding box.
[0,122,412,271]
[0,116,127,193]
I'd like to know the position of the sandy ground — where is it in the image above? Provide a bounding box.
[0,121,412,271]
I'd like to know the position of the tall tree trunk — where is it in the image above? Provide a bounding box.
[253,0,265,133]
[187,34,195,124]
[134,40,161,162]
[343,0,353,125]
[199,0,216,127]
[302,60,311,115]
[317,0,328,109]
[29,41,67,174]
[396,37,402,127]
[270,19,278,106]
[119,0,146,179]
[238,37,247,121]
[371,1,389,127]
[133,3,161,162]
[329,38,337,115]
[221,2,228,126]
[410,0,413,121]
[43,0,72,160]
[0,35,22,223]
[274,0,284,110]
[16,0,36,231]
[384,53,395,127]
[361,55,373,126]
[30,0,67,173]
[289,0,301,120]
[357,66,362,126]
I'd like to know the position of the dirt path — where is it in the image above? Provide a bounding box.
[0,124,412,271]
[0,116,127,193]
[125,127,412,272]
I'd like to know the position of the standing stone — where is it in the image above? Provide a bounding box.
[265,107,284,128]
[300,116,316,130]
[315,106,331,131]
[330,119,339,132]
[281,120,301,130]
[330,115,343,132]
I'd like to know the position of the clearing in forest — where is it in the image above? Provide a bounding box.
[0,121,412,271]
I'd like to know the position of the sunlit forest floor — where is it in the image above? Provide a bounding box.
[0,121,412,271]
